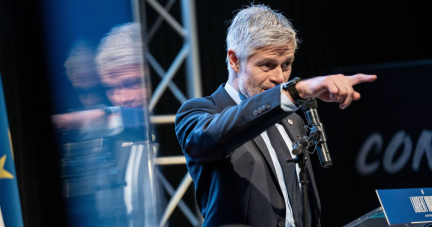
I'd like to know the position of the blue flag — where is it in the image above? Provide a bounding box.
[0,74,24,227]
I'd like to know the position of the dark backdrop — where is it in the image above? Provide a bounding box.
[149,0,432,226]
[1,0,432,226]
[0,0,66,226]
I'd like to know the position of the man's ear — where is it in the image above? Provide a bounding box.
[228,49,240,72]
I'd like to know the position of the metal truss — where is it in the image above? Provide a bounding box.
[132,0,202,226]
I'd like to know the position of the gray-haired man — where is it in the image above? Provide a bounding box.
[176,4,376,227]
[96,22,147,109]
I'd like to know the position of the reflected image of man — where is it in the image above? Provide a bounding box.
[53,23,158,227]
[53,23,149,137]
[64,40,109,109]
[175,4,376,227]
[95,22,158,227]
[96,23,148,109]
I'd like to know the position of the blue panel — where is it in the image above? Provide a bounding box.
[377,188,432,224]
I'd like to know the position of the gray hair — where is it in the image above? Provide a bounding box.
[95,22,144,73]
[64,40,100,86]
[226,4,299,74]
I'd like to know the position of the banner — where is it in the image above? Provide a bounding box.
[0,73,24,227]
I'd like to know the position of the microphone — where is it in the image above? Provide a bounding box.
[301,98,332,168]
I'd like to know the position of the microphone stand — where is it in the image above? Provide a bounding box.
[291,126,321,227]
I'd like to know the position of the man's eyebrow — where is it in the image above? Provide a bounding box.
[256,57,295,65]
[122,76,142,84]
[256,58,278,64]
[284,57,295,62]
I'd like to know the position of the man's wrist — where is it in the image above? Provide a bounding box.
[282,77,304,105]
[102,106,121,116]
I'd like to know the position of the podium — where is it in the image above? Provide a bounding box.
[344,207,432,227]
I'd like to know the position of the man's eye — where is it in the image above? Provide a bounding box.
[125,82,142,89]
[262,63,272,69]
[282,62,292,70]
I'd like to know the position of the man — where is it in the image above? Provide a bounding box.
[175,4,376,227]
[53,23,159,227]
[65,39,109,108]
[96,22,149,109]
[53,23,149,135]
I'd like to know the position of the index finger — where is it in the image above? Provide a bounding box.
[347,73,377,86]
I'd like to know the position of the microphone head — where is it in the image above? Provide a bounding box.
[301,98,318,112]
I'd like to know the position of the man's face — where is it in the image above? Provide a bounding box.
[237,42,295,98]
[100,64,146,108]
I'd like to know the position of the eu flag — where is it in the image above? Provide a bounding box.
[0,74,24,227]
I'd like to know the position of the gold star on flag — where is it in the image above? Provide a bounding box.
[0,154,13,180]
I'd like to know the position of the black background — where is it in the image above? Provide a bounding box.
[1,0,432,226]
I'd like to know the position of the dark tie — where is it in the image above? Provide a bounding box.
[266,125,303,227]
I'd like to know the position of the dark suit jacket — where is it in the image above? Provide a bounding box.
[175,84,321,227]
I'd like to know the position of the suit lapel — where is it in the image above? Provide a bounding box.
[252,135,277,177]
[280,116,303,144]
[281,115,322,222]
[211,84,279,178]
[252,117,305,198]
[211,84,237,109]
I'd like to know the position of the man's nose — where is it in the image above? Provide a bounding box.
[269,67,285,84]
[114,88,135,107]
[121,90,136,107]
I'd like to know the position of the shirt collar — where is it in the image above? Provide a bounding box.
[224,82,248,104]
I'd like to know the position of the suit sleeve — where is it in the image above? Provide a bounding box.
[175,85,295,163]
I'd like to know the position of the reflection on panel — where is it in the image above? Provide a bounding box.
[44,6,161,225]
